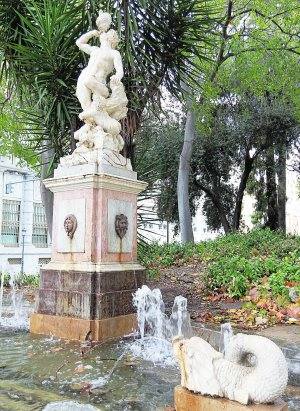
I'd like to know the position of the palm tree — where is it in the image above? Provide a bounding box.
[0,0,215,232]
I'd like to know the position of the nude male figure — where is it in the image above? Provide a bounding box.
[75,12,124,116]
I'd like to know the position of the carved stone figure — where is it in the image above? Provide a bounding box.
[115,214,128,239]
[64,214,77,239]
[173,333,288,405]
[59,11,131,170]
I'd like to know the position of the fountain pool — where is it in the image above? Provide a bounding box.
[0,285,299,411]
[0,329,179,410]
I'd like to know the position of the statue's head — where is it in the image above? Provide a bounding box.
[64,214,77,239]
[100,29,119,49]
[96,11,112,33]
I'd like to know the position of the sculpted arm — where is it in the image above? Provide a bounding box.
[76,30,99,55]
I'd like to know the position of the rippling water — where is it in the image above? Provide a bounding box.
[0,328,299,411]
[0,328,179,410]
[0,287,298,411]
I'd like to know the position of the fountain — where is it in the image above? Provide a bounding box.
[30,10,147,342]
[129,285,192,365]
[0,7,293,411]
[219,322,234,354]
[130,286,289,409]
[0,278,296,410]
[173,326,289,410]
[0,271,29,330]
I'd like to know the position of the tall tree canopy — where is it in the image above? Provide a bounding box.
[177,0,300,241]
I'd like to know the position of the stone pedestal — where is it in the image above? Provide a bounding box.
[30,164,147,341]
[174,386,288,411]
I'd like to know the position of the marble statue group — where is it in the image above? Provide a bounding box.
[60,11,130,169]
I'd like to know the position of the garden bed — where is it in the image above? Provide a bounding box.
[142,229,300,329]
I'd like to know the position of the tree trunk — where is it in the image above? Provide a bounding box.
[232,152,254,230]
[277,138,286,233]
[70,115,78,152]
[177,110,195,243]
[40,147,54,240]
[265,143,279,230]
[216,204,232,234]
[176,1,233,242]
[195,181,232,234]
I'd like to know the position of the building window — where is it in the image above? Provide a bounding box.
[32,203,48,247]
[8,258,22,265]
[1,199,21,245]
[38,257,51,266]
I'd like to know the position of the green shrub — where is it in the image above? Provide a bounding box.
[0,272,39,288]
[206,254,300,298]
[138,229,300,298]
[206,256,265,298]
[138,241,197,268]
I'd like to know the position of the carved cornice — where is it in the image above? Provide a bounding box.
[44,260,145,272]
[44,173,147,194]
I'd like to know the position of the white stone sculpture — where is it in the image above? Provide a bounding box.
[59,11,131,170]
[173,333,288,405]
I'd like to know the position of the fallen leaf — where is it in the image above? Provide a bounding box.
[74,364,85,373]
[255,316,268,326]
[249,287,259,302]
[287,306,300,319]
[50,347,63,353]
[287,317,300,324]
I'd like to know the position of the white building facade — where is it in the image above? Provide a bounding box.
[0,156,51,275]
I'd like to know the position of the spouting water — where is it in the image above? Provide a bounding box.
[219,322,234,355]
[0,271,29,329]
[170,295,191,337]
[130,285,192,365]
[9,273,24,319]
[0,270,4,319]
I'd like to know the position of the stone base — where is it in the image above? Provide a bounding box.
[174,386,288,411]
[30,313,137,342]
[35,268,145,320]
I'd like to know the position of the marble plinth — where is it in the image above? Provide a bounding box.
[174,386,288,411]
[34,268,145,320]
[30,165,147,341]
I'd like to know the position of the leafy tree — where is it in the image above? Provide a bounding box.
[177,0,300,241]
[194,93,298,233]
[136,93,298,236]
[0,88,37,167]
[135,112,184,230]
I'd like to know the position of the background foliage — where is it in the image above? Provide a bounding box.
[139,229,300,299]
[0,0,216,167]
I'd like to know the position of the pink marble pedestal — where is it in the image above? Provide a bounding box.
[30,165,147,341]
